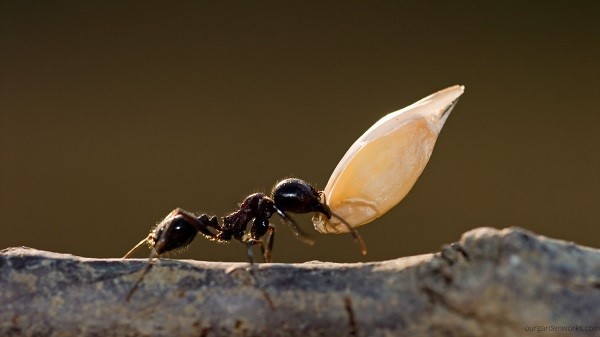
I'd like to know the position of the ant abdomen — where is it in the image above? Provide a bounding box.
[153,215,198,255]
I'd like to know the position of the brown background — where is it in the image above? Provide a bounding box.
[1,2,598,263]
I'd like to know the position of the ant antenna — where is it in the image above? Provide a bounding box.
[330,211,368,255]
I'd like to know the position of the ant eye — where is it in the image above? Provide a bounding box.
[157,216,198,254]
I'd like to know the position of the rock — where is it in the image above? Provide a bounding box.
[1,227,599,337]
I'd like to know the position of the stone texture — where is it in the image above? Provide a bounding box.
[1,227,599,337]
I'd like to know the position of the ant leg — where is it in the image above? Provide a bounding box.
[247,198,276,262]
[224,238,262,275]
[244,238,269,264]
[123,237,149,258]
[246,241,256,265]
[262,226,276,263]
[273,208,315,246]
[126,246,161,301]
[227,240,276,310]
[126,259,154,301]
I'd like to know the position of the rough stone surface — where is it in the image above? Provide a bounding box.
[1,227,599,337]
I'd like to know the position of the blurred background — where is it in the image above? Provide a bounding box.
[1,2,598,263]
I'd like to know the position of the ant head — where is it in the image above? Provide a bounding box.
[151,215,198,255]
[272,178,332,217]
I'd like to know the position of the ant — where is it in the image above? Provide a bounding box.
[123,178,366,300]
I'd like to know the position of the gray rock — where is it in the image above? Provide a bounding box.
[1,227,599,337]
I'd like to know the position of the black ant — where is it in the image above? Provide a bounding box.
[123,178,366,300]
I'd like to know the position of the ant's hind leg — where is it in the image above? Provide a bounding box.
[123,237,149,258]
